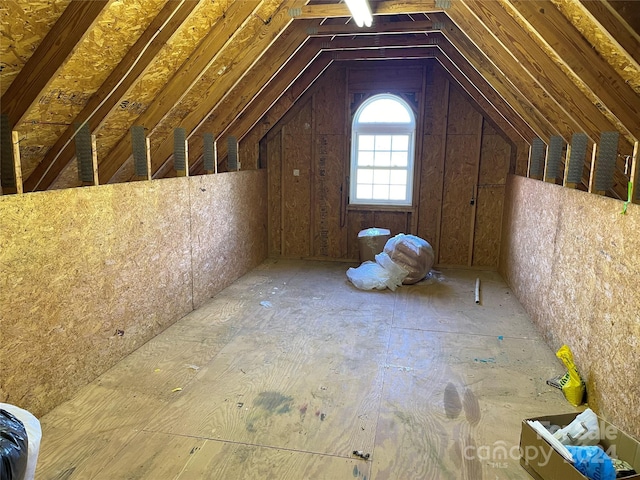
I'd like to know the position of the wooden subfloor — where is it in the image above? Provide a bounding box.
[36,259,572,479]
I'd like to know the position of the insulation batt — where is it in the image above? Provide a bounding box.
[383,234,435,284]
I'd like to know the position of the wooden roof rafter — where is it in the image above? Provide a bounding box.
[125,0,313,182]
[98,0,286,183]
[1,0,111,128]
[23,0,201,192]
[501,0,639,144]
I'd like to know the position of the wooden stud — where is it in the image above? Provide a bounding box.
[563,143,574,188]
[90,135,99,186]
[11,131,23,194]
[630,141,639,204]
[588,142,602,194]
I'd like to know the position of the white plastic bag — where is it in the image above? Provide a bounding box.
[346,253,408,291]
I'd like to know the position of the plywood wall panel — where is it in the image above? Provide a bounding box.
[258,60,512,267]
[0,179,192,415]
[438,135,478,265]
[281,102,312,257]
[417,134,445,248]
[0,171,269,416]
[479,123,511,185]
[313,134,348,258]
[315,66,347,135]
[267,133,282,256]
[500,175,640,439]
[446,86,482,135]
[348,63,424,92]
[189,171,268,308]
[472,186,504,267]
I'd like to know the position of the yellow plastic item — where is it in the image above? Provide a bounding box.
[556,345,585,406]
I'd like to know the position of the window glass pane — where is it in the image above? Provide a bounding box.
[359,99,412,123]
[392,135,409,150]
[358,151,374,166]
[358,168,373,184]
[359,135,375,150]
[375,135,392,150]
[373,184,389,199]
[389,185,406,200]
[357,184,373,199]
[373,169,391,185]
[390,170,407,185]
[374,151,391,167]
[390,152,407,167]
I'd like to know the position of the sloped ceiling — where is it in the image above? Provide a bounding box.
[1,0,638,199]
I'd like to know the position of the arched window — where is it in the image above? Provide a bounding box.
[349,94,416,206]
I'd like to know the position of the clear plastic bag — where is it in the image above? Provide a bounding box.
[383,234,435,284]
[346,253,408,291]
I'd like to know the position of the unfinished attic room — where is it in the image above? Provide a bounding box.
[2,0,640,478]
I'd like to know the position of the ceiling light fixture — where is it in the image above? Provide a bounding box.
[344,0,373,28]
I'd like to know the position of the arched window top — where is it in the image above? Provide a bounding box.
[355,94,414,125]
[350,94,416,206]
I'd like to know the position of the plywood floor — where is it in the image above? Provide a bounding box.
[35,259,572,480]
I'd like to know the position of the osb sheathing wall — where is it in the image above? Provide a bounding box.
[0,171,268,417]
[262,59,512,266]
[499,175,640,438]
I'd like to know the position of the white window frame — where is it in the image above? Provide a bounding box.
[349,94,416,206]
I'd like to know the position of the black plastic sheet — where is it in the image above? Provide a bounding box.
[1,408,28,480]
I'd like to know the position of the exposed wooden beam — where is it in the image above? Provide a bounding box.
[433,14,555,143]
[143,1,310,180]
[316,34,439,50]
[98,0,273,183]
[442,8,573,143]
[460,0,628,148]
[23,0,200,192]
[434,52,527,146]
[290,1,442,19]
[181,43,331,177]
[307,21,436,35]
[459,0,633,196]
[579,0,640,66]
[503,0,640,142]
[1,0,110,127]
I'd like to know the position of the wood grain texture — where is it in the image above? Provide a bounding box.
[189,171,268,308]
[16,0,166,181]
[281,101,313,257]
[1,0,109,126]
[0,0,72,96]
[35,260,571,479]
[0,172,269,417]
[500,175,640,439]
[268,133,283,256]
[0,178,193,416]
[438,88,482,266]
[24,0,201,192]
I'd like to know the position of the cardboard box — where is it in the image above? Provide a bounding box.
[520,412,640,480]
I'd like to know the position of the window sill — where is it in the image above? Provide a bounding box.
[347,204,415,213]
